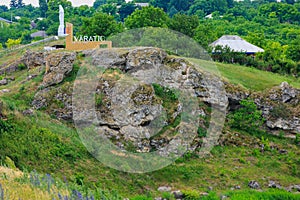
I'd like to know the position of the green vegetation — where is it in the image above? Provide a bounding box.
[1,0,300,77]
[228,99,265,134]
[189,58,300,91]
[1,0,300,199]
[225,189,300,200]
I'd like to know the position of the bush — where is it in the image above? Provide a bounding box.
[197,127,207,137]
[182,190,200,200]
[228,99,265,134]
[295,133,300,145]
[0,119,12,134]
[17,63,27,71]
[4,156,17,170]
[270,103,289,119]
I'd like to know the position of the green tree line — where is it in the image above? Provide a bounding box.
[0,0,299,75]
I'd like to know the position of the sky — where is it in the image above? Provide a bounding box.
[0,0,95,7]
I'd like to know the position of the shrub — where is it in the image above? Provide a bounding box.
[4,156,17,170]
[74,173,85,186]
[5,38,21,48]
[261,136,271,151]
[295,133,300,145]
[0,119,12,134]
[197,127,207,137]
[17,63,27,71]
[182,190,200,200]
[162,192,173,200]
[270,104,289,119]
[228,99,265,134]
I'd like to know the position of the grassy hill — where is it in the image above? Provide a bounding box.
[189,58,300,91]
[0,49,299,199]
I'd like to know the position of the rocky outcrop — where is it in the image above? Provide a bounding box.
[32,47,300,151]
[20,50,45,69]
[32,83,73,120]
[261,82,300,134]
[35,47,228,153]
[224,81,300,135]
[42,52,76,87]
[0,50,46,75]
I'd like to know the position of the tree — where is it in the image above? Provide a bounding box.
[150,0,170,12]
[21,30,32,44]
[10,0,17,8]
[228,99,265,134]
[287,37,300,62]
[118,2,136,22]
[0,5,8,12]
[80,12,123,37]
[39,0,48,18]
[168,13,199,37]
[168,0,193,12]
[106,0,125,5]
[168,6,178,17]
[93,0,106,9]
[226,0,234,8]
[125,6,169,29]
[17,0,25,8]
[285,0,295,4]
[99,4,117,16]
[188,0,228,15]
[5,38,21,48]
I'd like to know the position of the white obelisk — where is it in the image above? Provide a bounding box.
[58,5,65,36]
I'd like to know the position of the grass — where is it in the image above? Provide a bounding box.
[189,59,300,91]
[0,50,300,199]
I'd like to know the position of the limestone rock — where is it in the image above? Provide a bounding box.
[42,52,76,87]
[32,88,49,110]
[157,186,172,192]
[0,89,10,93]
[172,190,183,199]
[0,79,8,85]
[126,47,167,72]
[280,81,298,103]
[85,48,127,68]
[20,50,45,69]
[268,181,281,189]
[248,180,260,189]
[22,109,34,116]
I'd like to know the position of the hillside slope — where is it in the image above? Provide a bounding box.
[0,48,299,199]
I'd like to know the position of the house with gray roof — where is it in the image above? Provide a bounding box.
[30,31,47,38]
[210,35,264,54]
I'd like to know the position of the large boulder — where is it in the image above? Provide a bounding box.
[20,50,46,69]
[42,52,76,87]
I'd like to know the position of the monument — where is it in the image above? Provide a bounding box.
[65,23,112,51]
[57,5,65,36]
[56,5,112,50]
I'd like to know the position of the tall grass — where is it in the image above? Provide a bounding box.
[189,58,300,91]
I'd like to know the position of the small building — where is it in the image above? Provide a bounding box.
[210,35,264,54]
[30,31,47,38]
[135,3,149,7]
